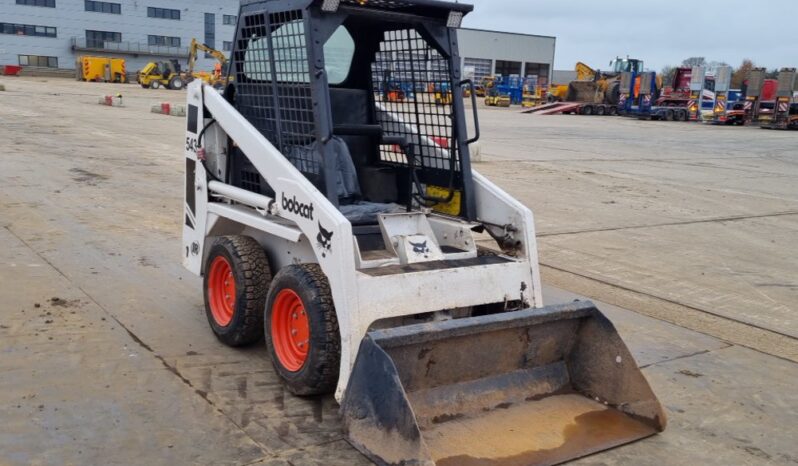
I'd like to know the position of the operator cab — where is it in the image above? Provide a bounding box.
[611,57,644,74]
[224,0,477,228]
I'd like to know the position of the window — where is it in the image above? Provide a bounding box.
[147,7,180,20]
[16,0,55,7]
[1,23,57,38]
[204,13,215,57]
[495,60,522,77]
[223,41,233,52]
[324,27,355,84]
[464,57,491,83]
[19,54,58,68]
[243,22,354,85]
[223,15,237,25]
[524,62,550,81]
[86,30,121,48]
[148,35,180,47]
[85,1,120,14]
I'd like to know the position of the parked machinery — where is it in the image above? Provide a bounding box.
[485,87,511,107]
[186,39,230,90]
[708,66,743,124]
[180,0,665,464]
[531,57,651,116]
[547,61,594,102]
[77,56,127,83]
[139,39,230,91]
[742,68,779,125]
[761,68,798,130]
[619,71,689,121]
[137,59,185,90]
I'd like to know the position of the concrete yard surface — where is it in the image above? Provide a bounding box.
[1,77,797,465]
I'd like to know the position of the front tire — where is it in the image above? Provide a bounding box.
[265,264,340,396]
[203,236,271,347]
[151,80,161,89]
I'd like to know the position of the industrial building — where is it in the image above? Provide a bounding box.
[0,0,240,73]
[1,1,556,85]
[458,28,556,86]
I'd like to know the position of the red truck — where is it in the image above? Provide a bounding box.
[656,67,720,108]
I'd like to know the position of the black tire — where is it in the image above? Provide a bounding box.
[605,82,621,106]
[151,80,161,90]
[140,83,150,89]
[265,264,340,396]
[596,105,606,116]
[665,109,675,121]
[581,105,594,116]
[169,76,184,90]
[203,236,271,347]
[677,109,687,121]
[608,106,618,116]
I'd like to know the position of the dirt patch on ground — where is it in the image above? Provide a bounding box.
[70,168,108,185]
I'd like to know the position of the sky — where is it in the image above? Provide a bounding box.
[460,0,798,72]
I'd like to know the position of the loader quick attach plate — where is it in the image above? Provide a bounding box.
[341,301,666,466]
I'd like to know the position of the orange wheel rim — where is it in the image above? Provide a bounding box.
[271,289,310,372]
[208,256,236,327]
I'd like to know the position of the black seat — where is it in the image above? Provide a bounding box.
[328,88,401,224]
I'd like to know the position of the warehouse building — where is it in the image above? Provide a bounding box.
[1,1,556,85]
[457,28,556,86]
[0,0,239,73]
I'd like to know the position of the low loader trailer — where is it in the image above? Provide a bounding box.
[181,1,666,464]
[521,101,619,116]
[619,72,689,121]
[760,68,797,130]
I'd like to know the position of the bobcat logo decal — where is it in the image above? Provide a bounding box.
[409,240,429,255]
[316,222,334,258]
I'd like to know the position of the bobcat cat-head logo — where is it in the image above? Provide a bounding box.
[316,222,333,257]
[409,240,429,255]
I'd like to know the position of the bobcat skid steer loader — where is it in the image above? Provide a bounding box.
[181,0,666,464]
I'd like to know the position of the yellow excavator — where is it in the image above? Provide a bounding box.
[186,39,229,90]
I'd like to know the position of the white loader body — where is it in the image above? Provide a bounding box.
[182,81,542,400]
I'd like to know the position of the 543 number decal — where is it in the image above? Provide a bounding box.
[185,137,199,154]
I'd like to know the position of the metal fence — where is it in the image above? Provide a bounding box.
[70,37,188,58]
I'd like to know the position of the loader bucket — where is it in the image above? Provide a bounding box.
[341,301,666,466]
[566,81,601,103]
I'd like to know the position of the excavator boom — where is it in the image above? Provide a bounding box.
[188,38,229,75]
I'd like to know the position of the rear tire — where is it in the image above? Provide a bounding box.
[169,76,184,90]
[665,109,675,121]
[596,105,606,116]
[581,105,594,116]
[265,264,340,396]
[204,236,271,347]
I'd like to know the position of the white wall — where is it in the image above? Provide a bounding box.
[0,0,239,72]
[456,28,556,82]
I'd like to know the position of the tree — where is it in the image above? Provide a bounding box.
[681,57,706,68]
[660,65,677,85]
[731,59,755,88]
